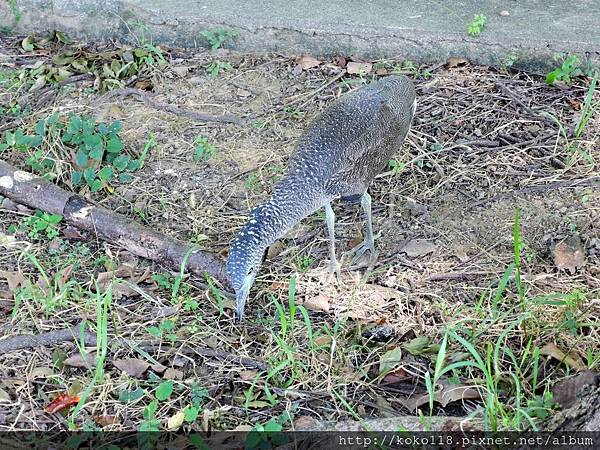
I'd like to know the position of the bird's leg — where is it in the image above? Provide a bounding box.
[324,202,341,280]
[346,191,376,264]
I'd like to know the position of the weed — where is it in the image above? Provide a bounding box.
[500,53,519,72]
[200,27,238,50]
[245,173,259,191]
[207,60,232,78]
[575,75,599,138]
[10,210,63,240]
[147,319,177,343]
[295,254,314,272]
[546,54,598,85]
[467,14,487,37]
[388,158,404,174]
[193,135,217,161]
[391,60,432,79]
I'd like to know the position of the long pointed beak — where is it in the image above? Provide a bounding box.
[235,274,254,321]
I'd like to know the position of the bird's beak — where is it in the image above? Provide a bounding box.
[235,273,255,321]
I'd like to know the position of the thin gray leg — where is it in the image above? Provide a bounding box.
[347,191,376,264]
[324,202,341,278]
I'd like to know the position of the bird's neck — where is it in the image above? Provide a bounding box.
[244,186,323,247]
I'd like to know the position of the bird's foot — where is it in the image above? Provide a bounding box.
[327,257,342,283]
[345,239,377,266]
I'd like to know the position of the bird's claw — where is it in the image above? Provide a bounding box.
[327,258,342,283]
[346,239,377,266]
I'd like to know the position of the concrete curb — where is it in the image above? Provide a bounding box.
[1,0,599,71]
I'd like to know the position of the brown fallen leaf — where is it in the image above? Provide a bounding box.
[64,352,97,369]
[401,239,436,258]
[57,265,74,290]
[0,270,27,292]
[400,379,481,411]
[552,236,586,274]
[239,370,258,381]
[164,368,184,380]
[333,56,347,68]
[93,415,119,427]
[294,415,317,430]
[113,358,150,378]
[540,343,586,371]
[296,55,321,70]
[314,335,332,346]
[62,225,85,240]
[446,56,469,68]
[346,62,372,75]
[381,367,409,384]
[266,241,285,260]
[301,293,330,312]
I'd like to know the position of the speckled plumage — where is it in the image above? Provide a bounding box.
[227,75,416,319]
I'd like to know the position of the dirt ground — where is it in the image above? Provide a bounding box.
[0,35,599,433]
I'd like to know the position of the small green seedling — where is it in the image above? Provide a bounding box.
[200,27,238,50]
[207,60,232,78]
[193,135,217,161]
[467,14,487,37]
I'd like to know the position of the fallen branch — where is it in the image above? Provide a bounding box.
[0,160,231,289]
[0,323,96,354]
[100,88,243,125]
[0,324,265,370]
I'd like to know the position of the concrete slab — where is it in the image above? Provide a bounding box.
[1,0,599,70]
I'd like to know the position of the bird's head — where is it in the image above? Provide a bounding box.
[226,217,269,321]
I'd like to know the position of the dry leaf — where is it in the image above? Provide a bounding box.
[164,368,184,380]
[62,226,85,240]
[57,265,74,290]
[346,62,372,75]
[239,370,258,381]
[266,241,285,259]
[93,415,118,427]
[333,56,347,68]
[446,56,469,68]
[402,379,481,411]
[314,335,332,346]
[296,55,321,70]
[113,358,150,378]
[0,388,10,401]
[64,352,97,369]
[302,293,330,312]
[167,410,186,431]
[401,239,436,257]
[552,236,585,274]
[540,343,586,371]
[45,394,80,414]
[31,367,55,379]
[0,271,27,292]
[293,415,317,430]
[381,367,409,384]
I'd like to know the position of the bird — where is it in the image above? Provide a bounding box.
[227,75,416,320]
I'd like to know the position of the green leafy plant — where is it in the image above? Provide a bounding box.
[200,27,238,50]
[546,54,597,85]
[193,135,217,161]
[467,14,487,37]
[147,319,177,343]
[11,211,63,240]
[206,60,232,78]
[388,158,404,175]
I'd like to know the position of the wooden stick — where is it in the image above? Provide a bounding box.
[0,160,231,289]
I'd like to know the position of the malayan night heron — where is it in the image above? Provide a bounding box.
[227,75,416,320]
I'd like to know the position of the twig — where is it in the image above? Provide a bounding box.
[99,87,243,125]
[0,325,266,370]
[0,323,96,354]
[471,177,600,208]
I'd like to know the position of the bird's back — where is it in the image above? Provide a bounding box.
[274,75,415,203]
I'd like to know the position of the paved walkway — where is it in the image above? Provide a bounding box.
[2,0,599,70]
